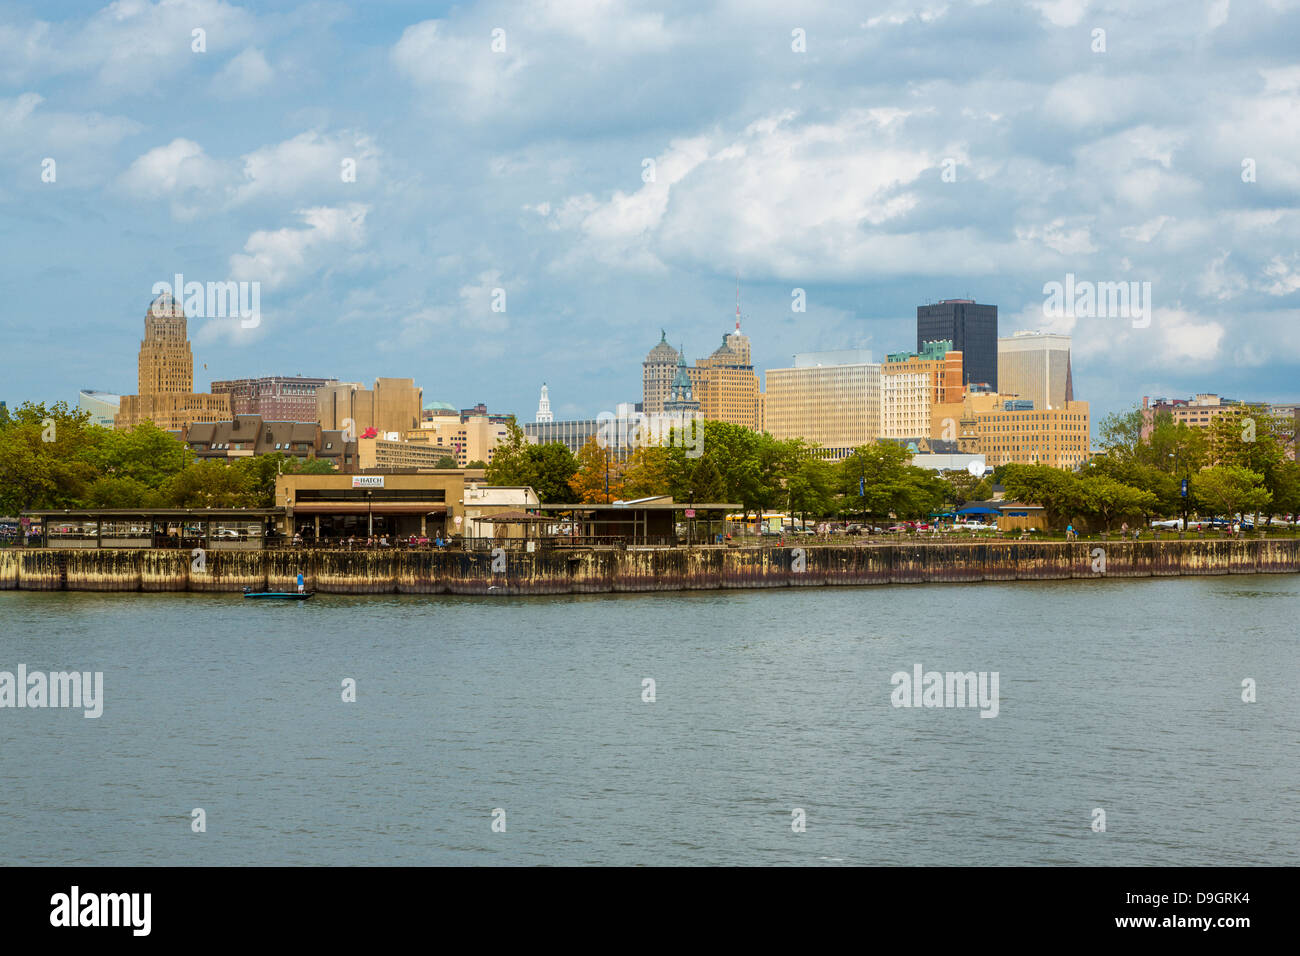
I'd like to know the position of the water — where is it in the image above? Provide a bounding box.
[0,577,1296,865]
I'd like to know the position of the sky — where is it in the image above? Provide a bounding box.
[2,0,1298,429]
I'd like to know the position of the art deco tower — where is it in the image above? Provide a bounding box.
[137,293,194,395]
[115,295,230,430]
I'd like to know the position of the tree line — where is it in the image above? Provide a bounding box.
[0,402,335,514]
[6,401,1295,532]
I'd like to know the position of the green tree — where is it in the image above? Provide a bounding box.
[91,421,190,487]
[0,401,102,513]
[486,421,578,502]
[999,463,1085,530]
[786,455,837,522]
[1077,473,1159,532]
[160,460,259,507]
[1192,465,1271,520]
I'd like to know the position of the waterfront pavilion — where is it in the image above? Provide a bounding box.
[19,508,282,549]
[536,500,739,547]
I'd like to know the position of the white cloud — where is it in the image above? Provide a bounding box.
[212,47,274,97]
[118,130,379,217]
[230,204,370,289]
[119,138,232,217]
[1029,0,1090,28]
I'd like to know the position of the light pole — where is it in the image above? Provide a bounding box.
[366,489,373,537]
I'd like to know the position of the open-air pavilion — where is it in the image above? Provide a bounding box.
[19,508,282,549]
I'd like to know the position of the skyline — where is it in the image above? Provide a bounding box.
[4,0,1299,424]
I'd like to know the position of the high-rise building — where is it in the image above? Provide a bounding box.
[690,324,760,430]
[763,350,881,460]
[317,378,423,437]
[78,390,121,427]
[642,332,680,415]
[535,384,553,423]
[997,332,1073,411]
[115,295,231,430]
[881,341,964,441]
[916,299,998,389]
[943,392,1090,469]
[211,376,338,422]
[641,306,761,430]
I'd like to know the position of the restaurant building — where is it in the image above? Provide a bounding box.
[275,471,484,543]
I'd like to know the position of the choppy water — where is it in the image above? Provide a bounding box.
[0,576,1296,865]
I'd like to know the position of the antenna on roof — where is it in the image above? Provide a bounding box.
[735,269,741,331]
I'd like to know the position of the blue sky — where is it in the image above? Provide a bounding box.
[2,0,1298,427]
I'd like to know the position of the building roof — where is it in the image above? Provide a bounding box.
[645,329,679,364]
[540,502,739,511]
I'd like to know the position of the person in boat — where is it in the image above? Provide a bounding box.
[297,570,305,594]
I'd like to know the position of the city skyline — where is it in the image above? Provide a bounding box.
[4,1,1299,426]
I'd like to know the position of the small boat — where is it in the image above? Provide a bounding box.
[242,587,314,600]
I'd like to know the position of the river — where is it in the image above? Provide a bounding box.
[0,576,1295,865]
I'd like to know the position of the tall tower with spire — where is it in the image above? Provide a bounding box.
[642,329,680,415]
[663,348,700,415]
[535,383,553,423]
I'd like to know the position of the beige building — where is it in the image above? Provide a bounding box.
[317,378,422,437]
[998,331,1073,411]
[276,471,481,541]
[358,435,455,471]
[763,350,881,460]
[641,324,761,430]
[939,392,1091,468]
[880,341,964,441]
[115,295,231,430]
[408,415,511,468]
[642,332,680,415]
[692,327,761,429]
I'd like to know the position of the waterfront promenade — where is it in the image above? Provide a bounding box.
[2,537,1297,595]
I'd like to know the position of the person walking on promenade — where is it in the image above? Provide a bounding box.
[1066,523,1075,540]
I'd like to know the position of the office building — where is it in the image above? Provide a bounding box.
[998,332,1073,412]
[881,341,964,441]
[763,349,881,460]
[916,298,998,389]
[317,378,423,437]
[211,375,338,422]
[78,390,121,427]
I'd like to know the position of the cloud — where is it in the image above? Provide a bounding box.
[212,47,274,97]
[117,130,379,217]
[229,203,370,289]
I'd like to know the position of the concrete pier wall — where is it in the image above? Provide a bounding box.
[1,539,1296,595]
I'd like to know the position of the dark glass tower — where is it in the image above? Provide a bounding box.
[916,299,998,390]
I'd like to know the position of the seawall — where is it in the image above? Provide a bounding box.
[0,539,1297,595]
